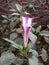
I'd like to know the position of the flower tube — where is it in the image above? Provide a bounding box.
[21,16,34,56]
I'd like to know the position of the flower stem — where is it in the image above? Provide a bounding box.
[23,42,27,57]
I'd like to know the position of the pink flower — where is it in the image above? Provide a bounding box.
[20,16,35,56]
[21,16,34,44]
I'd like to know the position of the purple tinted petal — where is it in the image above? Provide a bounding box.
[25,16,28,25]
[20,16,32,27]
[24,27,31,43]
[20,16,33,43]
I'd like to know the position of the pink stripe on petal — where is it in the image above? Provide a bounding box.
[20,16,35,43]
[24,27,31,43]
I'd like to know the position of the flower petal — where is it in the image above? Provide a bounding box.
[20,16,34,43]
[28,18,32,27]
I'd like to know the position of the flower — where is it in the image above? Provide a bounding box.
[21,16,34,47]
[20,16,35,56]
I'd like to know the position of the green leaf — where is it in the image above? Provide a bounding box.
[0,51,24,65]
[15,4,22,12]
[9,32,18,40]
[9,9,16,12]
[36,25,41,34]
[14,58,24,65]
[44,36,49,44]
[32,22,37,26]
[29,49,38,58]
[28,56,39,65]
[16,28,23,33]
[1,15,8,19]
[24,11,30,15]
[27,0,32,5]
[27,43,32,52]
[39,48,48,62]
[9,13,20,18]
[14,38,23,46]
[10,13,20,16]
[29,32,37,45]
[31,27,36,33]
[3,38,23,52]
[0,51,16,65]
[40,30,49,36]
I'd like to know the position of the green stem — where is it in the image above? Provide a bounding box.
[23,42,27,57]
